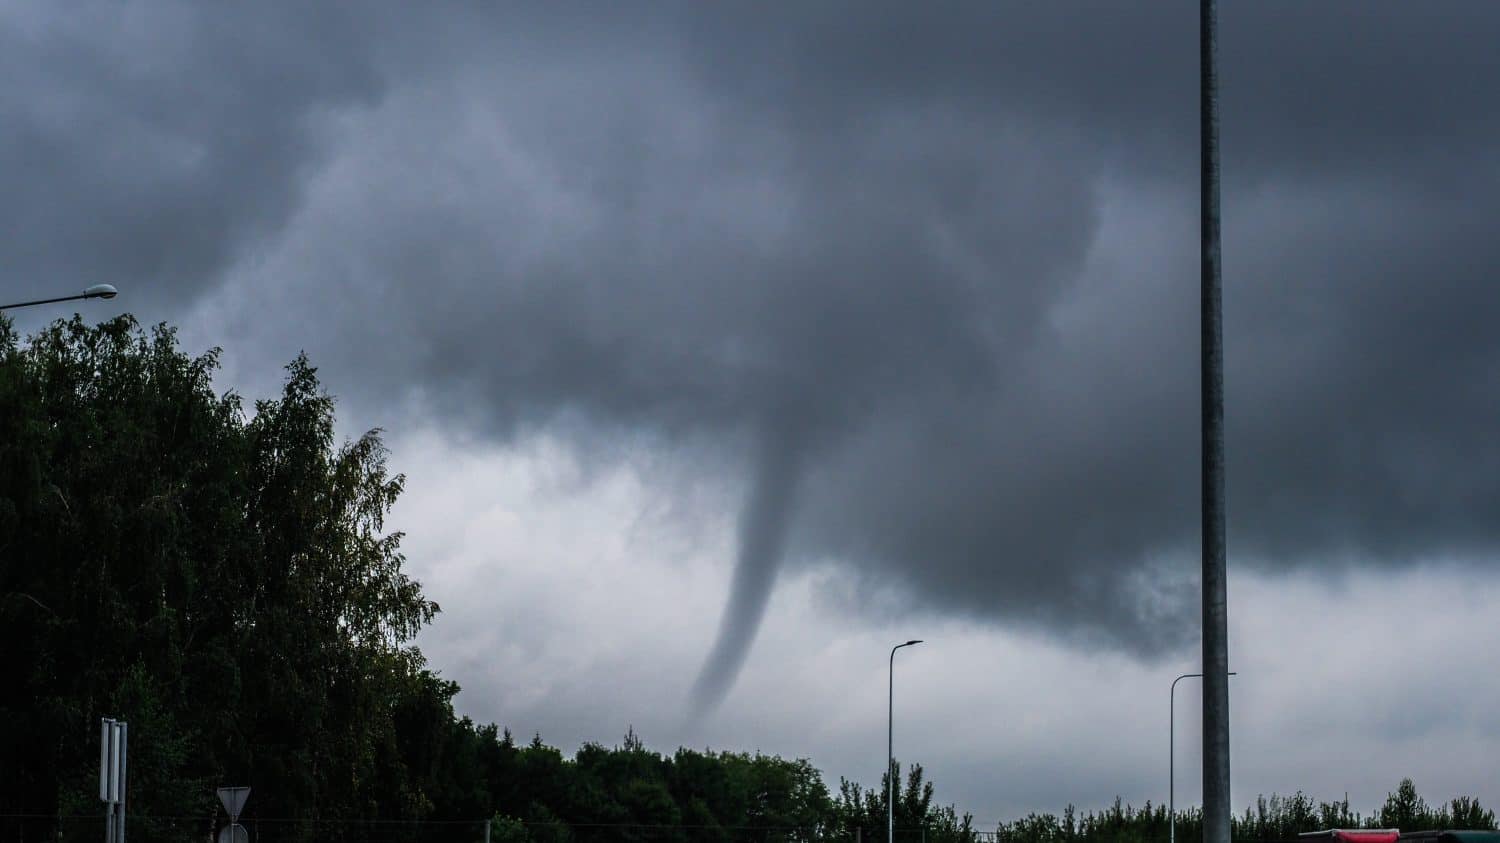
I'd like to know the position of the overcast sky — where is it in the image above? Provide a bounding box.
[5,0,1500,825]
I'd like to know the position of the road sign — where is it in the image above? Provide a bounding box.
[216,825,248,843]
[216,787,250,821]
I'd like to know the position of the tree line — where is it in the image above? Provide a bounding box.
[995,779,1495,843]
[1,317,1493,843]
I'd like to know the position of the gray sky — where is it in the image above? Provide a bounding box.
[5,0,1500,825]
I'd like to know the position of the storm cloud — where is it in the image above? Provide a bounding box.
[6,2,1500,701]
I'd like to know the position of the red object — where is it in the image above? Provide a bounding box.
[1300,831,1401,843]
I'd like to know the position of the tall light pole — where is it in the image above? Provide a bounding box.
[888,639,922,843]
[1,284,119,312]
[1199,2,1231,843]
[1171,671,1236,843]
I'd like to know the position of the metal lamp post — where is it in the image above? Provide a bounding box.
[1170,670,1236,843]
[1,283,119,312]
[888,640,923,843]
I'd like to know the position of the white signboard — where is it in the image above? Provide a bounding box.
[99,719,127,805]
[217,787,251,821]
[99,720,111,802]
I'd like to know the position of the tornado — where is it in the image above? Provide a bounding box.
[689,428,804,715]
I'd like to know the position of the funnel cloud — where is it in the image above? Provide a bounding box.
[691,426,805,713]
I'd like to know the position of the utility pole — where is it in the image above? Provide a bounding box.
[1199,3,1231,843]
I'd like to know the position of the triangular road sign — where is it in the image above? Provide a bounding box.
[216,787,250,820]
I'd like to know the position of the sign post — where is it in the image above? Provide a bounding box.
[216,787,251,843]
[99,719,127,843]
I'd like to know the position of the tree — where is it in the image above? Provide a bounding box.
[1380,779,1430,831]
[1443,796,1497,831]
[833,763,973,843]
[0,316,439,843]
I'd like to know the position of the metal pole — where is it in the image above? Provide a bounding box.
[887,640,922,843]
[103,719,117,843]
[1172,672,1235,843]
[888,646,896,843]
[1199,2,1230,843]
[1,284,116,312]
[117,722,127,843]
[1171,674,1195,843]
[0,293,89,311]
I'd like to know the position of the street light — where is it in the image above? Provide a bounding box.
[1170,670,1237,843]
[889,639,923,843]
[1,284,119,312]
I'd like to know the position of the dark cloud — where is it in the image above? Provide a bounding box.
[6,2,1499,694]
[0,2,393,312]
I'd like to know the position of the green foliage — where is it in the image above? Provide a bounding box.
[490,814,532,843]
[1,316,442,841]
[1378,780,1421,831]
[830,762,976,843]
[1445,797,1498,832]
[993,780,1494,843]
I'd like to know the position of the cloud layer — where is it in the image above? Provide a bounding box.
[6,3,1500,693]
